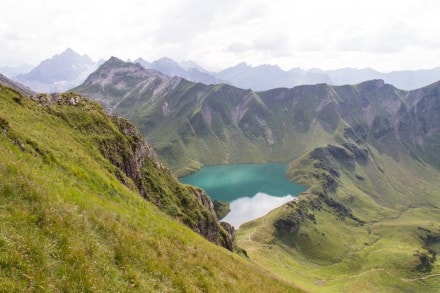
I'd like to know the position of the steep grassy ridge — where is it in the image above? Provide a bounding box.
[0,85,300,292]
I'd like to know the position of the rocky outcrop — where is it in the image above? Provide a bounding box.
[274,199,320,235]
[96,112,236,251]
[20,89,237,251]
[309,144,370,192]
[341,143,369,163]
[219,222,235,251]
[189,187,219,243]
[220,222,236,243]
[274,205,309,234]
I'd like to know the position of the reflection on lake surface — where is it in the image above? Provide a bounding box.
[179,163,306,228]
[222,193,296,228]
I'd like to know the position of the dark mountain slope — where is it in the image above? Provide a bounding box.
[74,58,440,179]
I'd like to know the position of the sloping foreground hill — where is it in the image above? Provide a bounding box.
[0,84,300,292]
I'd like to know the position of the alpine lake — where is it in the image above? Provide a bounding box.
[179,163,306,228]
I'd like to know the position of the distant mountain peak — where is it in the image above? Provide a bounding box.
[107,56,124,64]
[135,57,148,63]
[157,56,174,61]
[79,56,166,90]
[179,60,206,72]
[55,48,92,62]
[93,57,146,74]
[154,57,179,65]
[12,48,98,92]
[357,79,386,88]
[235,62,249,68]
[63,47,76,54]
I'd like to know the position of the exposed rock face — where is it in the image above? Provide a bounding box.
[220,222,235,251]
[326,145,356,168]
[96,112,236,250]
[274,204,308,234]
[274,192,363,239]
[19,89,237,251]
[189,187,219,243]
[111,117,165,197]
[220,222,236,243]
[341,143,369,163]
[309,144,370,192]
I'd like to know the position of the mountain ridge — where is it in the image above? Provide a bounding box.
[73,57,440,176]
[135,56,224,85]
[73,58,440,291]
[7,48,440,93]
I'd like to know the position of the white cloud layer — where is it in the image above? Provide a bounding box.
[2,0,440,71]
[222,193,295,228]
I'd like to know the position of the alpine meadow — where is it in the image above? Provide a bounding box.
[1,1,440,292]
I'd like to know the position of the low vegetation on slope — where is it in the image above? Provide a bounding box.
[0,85,300,292]
[237,130,440,292]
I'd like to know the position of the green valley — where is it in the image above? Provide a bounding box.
[73,58,440,292]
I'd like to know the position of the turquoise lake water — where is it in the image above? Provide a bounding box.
[179,163,306,202]
[179,163,306,227]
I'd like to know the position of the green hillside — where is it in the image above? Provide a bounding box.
[73,59,440,178]
[237,142,440,292]
[0,85,300,292]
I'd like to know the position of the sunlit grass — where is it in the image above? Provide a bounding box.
[0,86,300,292]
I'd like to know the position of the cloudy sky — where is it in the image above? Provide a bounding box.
[2,0,440,71]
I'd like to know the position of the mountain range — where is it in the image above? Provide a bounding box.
[135,57,224,85]
[72,57,440,292]
[1,51,440,291]
[73,57,440,176]
[5,48,440,93]
[213,63,440,91]
[0,63,34,77]
[13,48,101,93]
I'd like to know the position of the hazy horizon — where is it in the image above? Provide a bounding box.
[2,0,440,72]
[4,47,440,75]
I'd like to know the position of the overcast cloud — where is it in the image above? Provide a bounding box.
[2,0,440,71]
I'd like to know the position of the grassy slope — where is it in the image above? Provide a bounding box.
[0,86,300,292]
[237,125,440,292]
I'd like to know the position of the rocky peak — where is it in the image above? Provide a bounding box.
[81,57,150,86]
[357,79,386,90]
